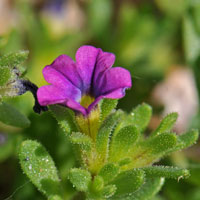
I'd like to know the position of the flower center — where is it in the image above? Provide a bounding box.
[80,95,95,109]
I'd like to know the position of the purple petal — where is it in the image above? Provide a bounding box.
[37,85,87,115]
[93,50,115,96]
[97,67,132,98]
[75,45,100,93]
[44,55,82,89]
[37,84,81,104]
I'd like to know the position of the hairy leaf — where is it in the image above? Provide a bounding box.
[110,169,145,197]
[0,50,29,67]
[109,125,139,162]
[129,103,152,132]
[68,168,91,192]
[50,105,78,134]
[0,66,11,86]
[99,163,119,183]
[122,177,165,200]
[151,112,178,137]
[100,99,118,122]
[70,132,93,152]
[142,166,190,179]
[19,140,62,199]
[0,102,30,128]
[96,111,122,163]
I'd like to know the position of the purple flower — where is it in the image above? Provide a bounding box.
[37,45,132,115]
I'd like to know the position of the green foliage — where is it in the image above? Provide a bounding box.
[99,163,119,183]
[173,129,199,151]
[110,169,145,197]
[183,13,200,64]
[68,168,91,192]
[19,140,62,199]
[70,132,93,152]
[188,165,200,186]
[0,50,29,68]
[50,105,78,134]
[0,133,18,162]
[109,125,139,162]
[88,0,113,37]
[91,175,104,192]
[65,103,198,199]
[0,66,12,86]
[100,99,118,122]
[101,185,116,199]
[143,166,190,179]
[121,178,165,200]
[96,111,122,163]
[128,103,152,132]
[0,102,30,128]
[151,112,178,137]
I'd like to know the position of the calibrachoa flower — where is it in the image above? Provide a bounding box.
[37,45,132,115]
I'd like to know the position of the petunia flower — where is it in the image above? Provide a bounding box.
[37,45,132,115]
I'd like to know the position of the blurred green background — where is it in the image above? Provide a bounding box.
[0,0,200,199]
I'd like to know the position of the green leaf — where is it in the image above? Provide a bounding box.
[96,111,122,163]
[0,102,30,128]
[109,125,139,162]
[131,133,177,167]
[121,177,165,200]
[68,168,91,192]
[70,132,93,152]
[151,112,178,137]
[171,129,199,152]
[100,99,118,122]
[19,140,62,199]
[183,14,200,64]
[101,184,116,199]
[50,105,78,134]
[110,169,145,197]
[129,103,152,132]
[91,175,104,192]
[149,133,177,154]
[0,50,29,67]
[0,66,11,86]
[142,166,190,179]
[99,163,119,183]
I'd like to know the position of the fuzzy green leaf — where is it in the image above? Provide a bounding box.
[99,163,119,183]
[146,133,177,154]
[96,111,122,162]
[129,103,152,132]
[0,102,30,128]
[0,50,29,67]
[19,140,62,199]
[0,66,12,86]
[91,175,104,192]
[151,112,178,137]
[121,177,165,200]
[100,99,118,122]
[110,169,145,197]
[68,168,91,192]
[50,105,78,134]
[109,125,139,162]
[131,133,177,167]
[142,166,190,179]
[102,184,117,199]
[170,129,199,152]
[70,132,93,152]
